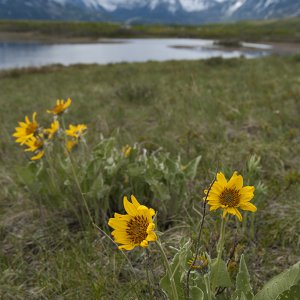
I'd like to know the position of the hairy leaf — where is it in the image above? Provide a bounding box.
[254,261,300,300]
[211,258,232,290]
[232,255,253,300]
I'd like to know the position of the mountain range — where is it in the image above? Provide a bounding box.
[0,0,299,24]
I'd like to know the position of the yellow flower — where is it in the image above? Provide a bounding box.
[47,98,72,115]
[24,135,44,161]
[31,150,45,161]
[24,135,44,152]
[13,112,39,145]
[122,144,132,158]
[188,254,209,274]
[227,260,237,274]
[66,139,78,152]
[65,124,87,139]
[44,120,59,139]
[205,171,257,221]
[108,195,157,251]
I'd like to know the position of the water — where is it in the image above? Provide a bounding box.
[0,38,270,70]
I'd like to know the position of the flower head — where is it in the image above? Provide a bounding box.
[205,171,257,221]
[24,135,44,161]
[65,124,87,139]
[24,135,44,152]
[122,144,132,158]
[108,195,157,250]
[188,254,209,274]
[44,120,59,139]
[31,150,45,161]
[66,139,78,152]
[47,98,72,115]
[13,112,39,145]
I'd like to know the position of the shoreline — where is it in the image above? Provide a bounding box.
[0,32,128,44]
[1,32,300,56]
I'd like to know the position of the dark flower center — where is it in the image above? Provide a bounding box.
[219,188,240,207]
[126,215,148,244]
[26,123,37,135]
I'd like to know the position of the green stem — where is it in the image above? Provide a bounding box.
[145,249,154,300]
[217,216,226,261]
[204,275,212,300]
[156,240,179,300]
[43,145,57,192]
[61,115,94,225]
[211,215,226,291]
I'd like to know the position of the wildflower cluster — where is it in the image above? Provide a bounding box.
[12,109,297,299]
[107,172,259,299]
[109,171,256,251]
[12,98,87,160]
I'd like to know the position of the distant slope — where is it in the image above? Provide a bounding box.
[1,18,300,43]
[0,0,299,24]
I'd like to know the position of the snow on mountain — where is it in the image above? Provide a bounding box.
[0,0,299,24]
[52,0,67,4]
[73,0,222,12]
[225,0,246,16]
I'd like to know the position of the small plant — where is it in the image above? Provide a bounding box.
[12,99,201,227]
[12,98,87,160]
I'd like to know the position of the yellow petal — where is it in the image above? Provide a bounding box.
[226,207,237,215]
[140,240,149,248]
[149,208,155,217]
[108,218,128,230]
[211,182,224,193]
[207,195,219,201]
[227,171,243,190]
[123,196,137,216]
[112,234,131,245]
[241,186,255,194]
[137,205,148,212]
[32,112,37,123]
[234,208,242,221]
[147,223,155,233]
[112,231,130,240]
[208,201,221,207]
[66,98,72,107]
[226,207,242,221]
[118,244,135,251]
[239,202,257,212]
[31,151,44,161]
[114,213,130,220]
[216,172,227,186]
[240,193,254,203]
[207,189,222,196]
[130,195,141,208]
[18,122,27,127]
[146,232,157,242]
[209,205,220,211]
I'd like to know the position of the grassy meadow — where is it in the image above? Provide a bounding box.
[1,17,300,42]
[0,54,300,299]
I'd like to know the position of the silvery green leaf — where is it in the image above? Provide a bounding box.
[210,258,232,290]
[254,261,300,300]
[232,255,253,300]
[190,286,204,300]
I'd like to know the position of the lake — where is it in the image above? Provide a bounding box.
[0,38,271,70]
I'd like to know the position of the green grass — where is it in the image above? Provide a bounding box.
[0,55,300,299]
[1,17,300,42]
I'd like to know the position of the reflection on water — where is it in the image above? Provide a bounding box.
[0,39,270,70]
